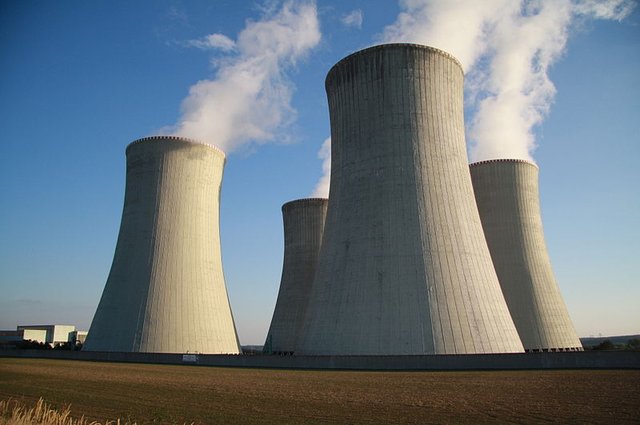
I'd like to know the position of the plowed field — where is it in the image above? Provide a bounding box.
[1,358,638,424]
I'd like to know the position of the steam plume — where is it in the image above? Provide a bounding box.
[166,1,321,154]
[311,137,331,198]
[382,0,634,162]
[341,10,364,29]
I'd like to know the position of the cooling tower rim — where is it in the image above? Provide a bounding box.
[282,197,329,211]
[469,158,538,169]
[326,43,463,84]
[127,135,226,158]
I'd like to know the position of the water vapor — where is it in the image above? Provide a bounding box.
[311,137,331,198]
[382,0,634,162]
[166,1,321,154]
[341,9,364,29]
[187,34,236,52]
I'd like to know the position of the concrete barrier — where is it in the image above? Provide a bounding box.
[0,349,638,370]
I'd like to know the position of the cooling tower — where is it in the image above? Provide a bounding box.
[84,136,241,354]
[297,44,524,355]
[264,198,328,354]
[469,159,582,352]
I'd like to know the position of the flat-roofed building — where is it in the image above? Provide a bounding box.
[17,325,76,345]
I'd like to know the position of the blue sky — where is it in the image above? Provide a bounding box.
[1,1,638,344]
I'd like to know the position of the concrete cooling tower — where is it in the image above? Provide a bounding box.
[264,198,328,354]
[297,44,524,355]
[469,159,582,352]
[84,136,241,354]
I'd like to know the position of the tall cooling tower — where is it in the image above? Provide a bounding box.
[469,159,582,352]
[264,198,328,354]
[297,44,524,355]
[84,136,241,354]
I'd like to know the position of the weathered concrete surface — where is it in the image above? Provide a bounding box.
[264,198,328,354]
[297,44,523,355]
[84,136,241,354]
[1,349,637,371]
[470,159,583,352]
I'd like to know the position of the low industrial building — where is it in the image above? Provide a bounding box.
[0,325,82,347]
[69,330,88,346]
[17,325,76,345]
[0,328,46,344]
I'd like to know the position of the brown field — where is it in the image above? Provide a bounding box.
[0,358,638,424]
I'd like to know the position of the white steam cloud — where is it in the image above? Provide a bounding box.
[341,9,364,29]
[187,33,237,52]
[382,0,634,162]
[311,137,331,198]
[166,1,321,154]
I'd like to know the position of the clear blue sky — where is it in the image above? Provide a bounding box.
[1,1,638,344]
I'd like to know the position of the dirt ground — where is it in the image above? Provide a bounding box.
[0,358,638,424]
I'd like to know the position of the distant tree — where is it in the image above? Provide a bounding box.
[17,340,51,350]
[53,342,73,350]
[626,339,640,350]
[592,340,615,350]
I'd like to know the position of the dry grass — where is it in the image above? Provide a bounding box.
[0,397,125,425]
[0,358,638,424]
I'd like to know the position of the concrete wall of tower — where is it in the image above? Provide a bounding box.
[297,44,524,355]
[470,159,583,352]
[84,136,241,354]
[264,198,328,354]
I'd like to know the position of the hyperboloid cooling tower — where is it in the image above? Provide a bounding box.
[297,44,524,355]
[84,136,241,354]
[264,198,328,354]
[469,159,582,352]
